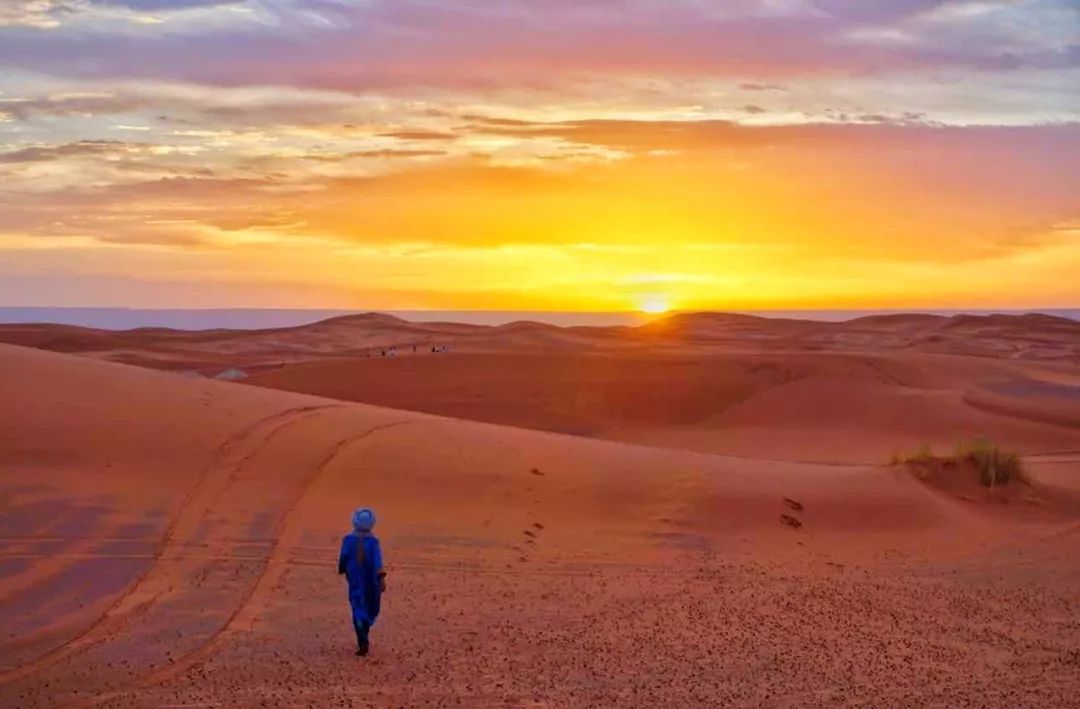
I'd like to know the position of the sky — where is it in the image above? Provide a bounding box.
[1,0,1078,312]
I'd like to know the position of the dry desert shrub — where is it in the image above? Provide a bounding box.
[890,438,1029,488]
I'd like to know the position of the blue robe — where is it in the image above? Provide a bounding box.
[338,532,383,626]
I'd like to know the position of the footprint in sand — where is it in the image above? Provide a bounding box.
[517,522,545,560]
[780,497,804,528]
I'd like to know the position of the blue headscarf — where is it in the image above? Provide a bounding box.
[351,507,376,534]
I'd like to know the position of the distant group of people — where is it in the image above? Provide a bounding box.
[362,344,451,358]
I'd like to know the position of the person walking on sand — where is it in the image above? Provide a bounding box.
[338,507,386,656]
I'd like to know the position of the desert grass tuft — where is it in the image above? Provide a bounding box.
[955,437,1028,487]
[890,438,1029,487]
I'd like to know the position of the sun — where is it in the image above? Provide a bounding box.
[639,297,670,315]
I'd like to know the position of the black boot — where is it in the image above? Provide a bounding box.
[354,620,371,656]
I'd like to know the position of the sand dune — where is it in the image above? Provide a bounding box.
[2,342,1079,706]
[6,310,1077,463]
[1,311,1077,377]
[248,350,1080,462]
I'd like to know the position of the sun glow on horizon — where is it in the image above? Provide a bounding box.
[639,297,671,315]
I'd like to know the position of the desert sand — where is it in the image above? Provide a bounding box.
[247,350,1080,463]
[2,311,1078,374]
[2,313,1080,707]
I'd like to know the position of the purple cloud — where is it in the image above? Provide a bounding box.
[1,0,1075,91]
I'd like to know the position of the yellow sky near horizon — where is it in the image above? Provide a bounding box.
[6,132,1076,312]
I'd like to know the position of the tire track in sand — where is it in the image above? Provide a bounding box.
[0,404,339,687]
[90,418,416,700]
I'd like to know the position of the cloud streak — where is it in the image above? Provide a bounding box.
[2,1,1076,88]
